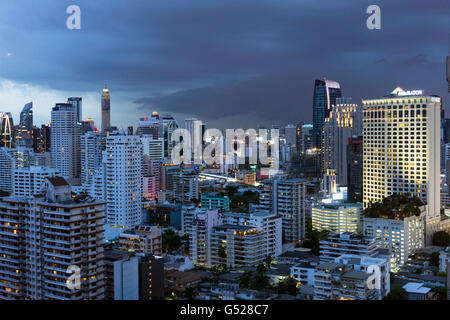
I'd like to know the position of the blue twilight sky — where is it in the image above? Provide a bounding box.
[0,0,449,130]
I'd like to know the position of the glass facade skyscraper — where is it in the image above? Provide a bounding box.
[312,78,342,149]
[17,102,33,148]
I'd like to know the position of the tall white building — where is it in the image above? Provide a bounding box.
[104,132,143,228]
[362,88,441,243]
[323,97,361,185]
[259,178,307,241]
[13,166,59,196]
[51,103,80,185]
[81,131,106,186]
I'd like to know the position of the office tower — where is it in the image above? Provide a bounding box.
[285,124,297,150]
[118,225,162,255]
[295,123,302,155]
[161,114,179,158]
[68,97,82,123]
[12,166,59,196]
[301,123,313,152]
[363,204,425,272]
[312,201,362,234]
[319,232,378,262]
[0,112,14,148]
[16,102,33,148]
[136,115,159,137]
[347,136,363,202]
[186,209,222,267]
[185,118,203,163]
[80,131,106,186]
[51,103,81,185]
[312,78,342,149]
[222,211,283,257]
[362,88,441,243]
[211,225,266,268]
[259,178,307,242]
[171,170,199,202]
[101,86,111,132]
[32,123,51,153]
[141,135,164,161]
[322,97,361,184]
[104,132,143,228]
[0,147,37,194]
[0,177,105,300]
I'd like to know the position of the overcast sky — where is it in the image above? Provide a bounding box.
[0,0,449,130]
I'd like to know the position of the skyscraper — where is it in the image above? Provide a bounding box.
[80,131,106,186]
[17,102,33,148]
[362,88,441,244]
[347,136,363,203]
[50,103,80,184]
[68,97,82,123]
[312,78,342,149]
[0,112,14,148]
[322,97,361,185]
[103,131,143,228]
[101,87,111,132]
[161,114,179,158]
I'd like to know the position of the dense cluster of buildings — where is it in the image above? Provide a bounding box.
[0,63,450,301]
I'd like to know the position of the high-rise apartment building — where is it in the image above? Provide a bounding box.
[80,131,106,186]
[312,78,342,149]
[362,88,441,243]
[103,132,143,228]
[101,87,111,132]
[0,177,105,300]
[259,178,307,241]
[51,103,81,185]
[322,97,361,185]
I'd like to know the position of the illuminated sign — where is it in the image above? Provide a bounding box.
[397,89,423,96]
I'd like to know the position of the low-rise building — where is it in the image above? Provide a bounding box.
[314,262,377,300]
[312,201,362,234]
[320,232,378,262]
[201,192,230,211]
[210,225,266,268]
[118,225,162,255]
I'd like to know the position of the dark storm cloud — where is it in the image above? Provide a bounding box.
[0,0,449,128]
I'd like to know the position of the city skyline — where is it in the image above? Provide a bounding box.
[0,0,449,130]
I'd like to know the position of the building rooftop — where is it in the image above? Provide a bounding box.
[402,282,432,294]
[47,176,69,187]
